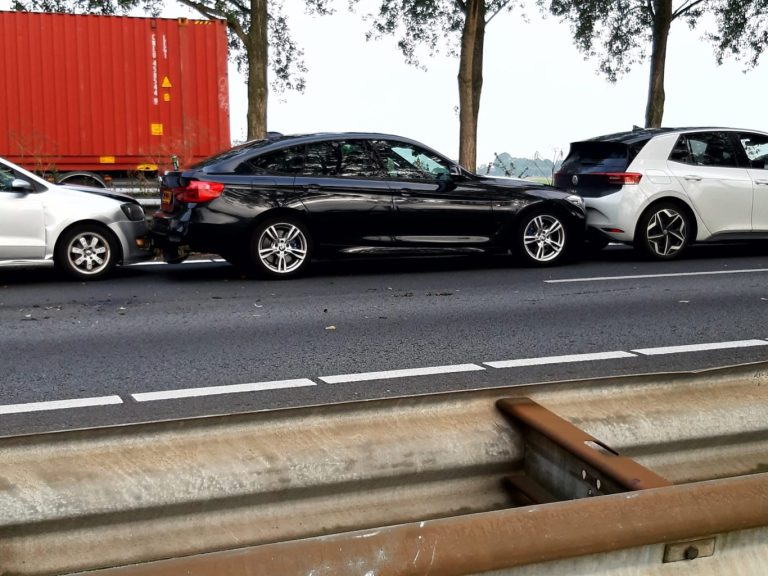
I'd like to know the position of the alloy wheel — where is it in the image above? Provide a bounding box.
[66,231,112,276]
[257,223,308,274]
[645,208,687,257]
[522,214,566,263]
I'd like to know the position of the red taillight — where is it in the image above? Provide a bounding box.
[175,180,224,203]
[593,172,642,185]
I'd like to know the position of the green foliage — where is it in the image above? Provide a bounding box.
[543,0,768,82]
[11,0,161,15]
[543,1,707,82]
[478,152,561,180]
[354,0,517,67]
[711,0,768,68]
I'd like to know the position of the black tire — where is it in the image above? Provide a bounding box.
[250,217,313,279]
[515,209,570,266]
[55,224,118,280]
[582,230,610,255]
[634,202,691,260]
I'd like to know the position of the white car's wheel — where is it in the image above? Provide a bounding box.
[635,203,691,260]
[55,225,117,280]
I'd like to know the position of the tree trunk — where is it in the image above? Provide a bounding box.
[457,0,486,172]
[645,0,672,128]
[247,0,268,140]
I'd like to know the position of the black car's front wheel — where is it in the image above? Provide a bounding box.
[515,210,569,266]
[250,217,312,279]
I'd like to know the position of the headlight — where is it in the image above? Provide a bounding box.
[565,194,585,210]
[121,202,145,221]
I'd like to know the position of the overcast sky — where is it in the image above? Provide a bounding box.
[5,0,766,164]
[227,2,766,164]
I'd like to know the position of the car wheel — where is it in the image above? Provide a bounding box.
[635,203,691,260]
[516,210,569,266]
[250,217,312,279]
[55,225,117,280]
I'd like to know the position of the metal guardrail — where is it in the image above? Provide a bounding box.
[2,362,768,575]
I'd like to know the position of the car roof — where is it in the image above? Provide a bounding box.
[583,126,768,145]
[199,132,456,172]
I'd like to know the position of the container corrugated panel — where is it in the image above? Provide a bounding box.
[0,11,230,172]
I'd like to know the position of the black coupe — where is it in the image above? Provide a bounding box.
[152,133,586,278]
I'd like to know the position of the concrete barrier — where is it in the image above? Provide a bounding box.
[2,361,768,575]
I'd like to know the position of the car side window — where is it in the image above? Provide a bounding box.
[303,140,383,178]
[738,133,768,170]
[669,132,738,168]
[370,140,451,180]
[0,167,15,191]
[235,146,304,175]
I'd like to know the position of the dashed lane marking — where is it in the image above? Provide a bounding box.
[131,378,316,402]
[632,339,768,356]
[545,268,768,283]
[319,364,485,384]
[0,395,123,415]
[484,351,636,369]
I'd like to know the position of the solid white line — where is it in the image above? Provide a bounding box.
[485,350,635,369]
[131,378,316,402]
[632,339,768,356]
[0,395,123,415]
[319,364,485,384]
[545,268,768,284]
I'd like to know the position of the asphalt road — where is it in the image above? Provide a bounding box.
[2,242,768,436]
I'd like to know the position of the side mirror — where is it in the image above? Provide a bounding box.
[449,165,462,177]
[11,178,34,191]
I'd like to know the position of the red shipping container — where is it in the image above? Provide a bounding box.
[0,11,231,178]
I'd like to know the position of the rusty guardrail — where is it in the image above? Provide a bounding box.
[2,361,768,575]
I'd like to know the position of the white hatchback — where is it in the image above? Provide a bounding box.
[0,156,152,279]
[554,127,768,259]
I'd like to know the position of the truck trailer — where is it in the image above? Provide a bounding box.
[0,11,231,188]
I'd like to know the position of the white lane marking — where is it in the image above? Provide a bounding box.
[485,351,635,369]
[131,378,316,402]
[545,268,768,283]
[0,395,123,415]
[319,364,484,384]
[131,258,226,267]
[632,339,768,356]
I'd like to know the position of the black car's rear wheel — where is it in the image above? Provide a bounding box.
[515,210,569,266]
[250,217,312,278]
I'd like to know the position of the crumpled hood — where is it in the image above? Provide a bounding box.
[60,184,139,204]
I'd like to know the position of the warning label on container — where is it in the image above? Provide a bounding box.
[151,123,164,136]
[162,76,173,88]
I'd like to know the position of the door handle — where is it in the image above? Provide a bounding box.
[755,179,768,185]
[302,185,320,193]
[399,189,412,198]
[684,175,702,182]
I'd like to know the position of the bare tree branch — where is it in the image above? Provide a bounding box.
[672,0,707,20]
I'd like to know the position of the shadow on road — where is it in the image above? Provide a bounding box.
[1,241,766,285]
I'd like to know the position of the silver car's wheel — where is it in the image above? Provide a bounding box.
[636,203,691,260]
[56,225,117,279]
[518,212,568,265]
[252,218,312,278]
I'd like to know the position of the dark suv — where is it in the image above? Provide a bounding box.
[152,133,586,277]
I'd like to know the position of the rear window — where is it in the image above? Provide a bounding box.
[560,142,632,174]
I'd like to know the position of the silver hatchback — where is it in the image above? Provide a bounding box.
[0,157,152,279]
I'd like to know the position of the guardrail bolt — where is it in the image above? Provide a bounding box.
[684,546,699,560]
